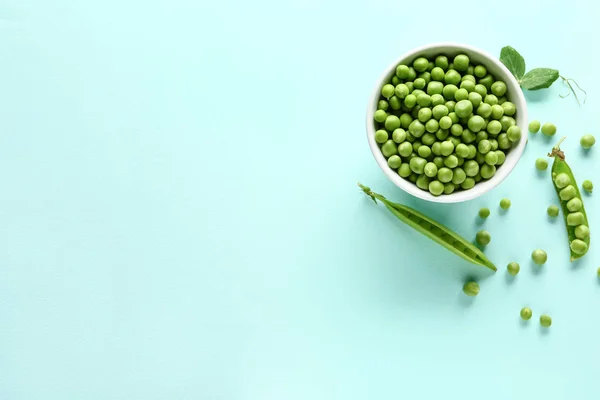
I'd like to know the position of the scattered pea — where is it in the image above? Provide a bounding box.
[547,205,560,217]
[507,262,520,276]
[462,281,479,297]
[531,249,547,265]
[541,122,557,136]
[479,207,490,219]
[500,198,511,210]
[535,158,548,170]
[539,314,552,328]
[582,180,593,193]
[580,134,596,149]
[476,230,491,246]
[520,307,532,321]
[528,120,541,133]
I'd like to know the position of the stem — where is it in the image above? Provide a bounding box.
[548,136,566,160]
[559,76,587,106]
[358,183,385,204]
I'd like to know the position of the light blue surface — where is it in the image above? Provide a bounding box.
[1,1,599,399]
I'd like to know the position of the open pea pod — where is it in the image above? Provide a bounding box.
[549,139,590,261]
[359,184,497,271]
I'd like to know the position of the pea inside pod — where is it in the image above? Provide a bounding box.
[359,183,496,271]
[548,138,591,261]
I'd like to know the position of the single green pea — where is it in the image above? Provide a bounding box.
[462,280,480,297]
[404,94,417,108]
[419,71,432,84]
[374,109,387,123]
[394,84,410,99]
[375,130,389,144]
[497,133,511,150]
[466,92,482,109]
[507,126,522,142]
[398,163,412,178]
[416,173,430,190]
[489,139,499,152]
[580,134,596,149]
[392,128,407,144]
[528,120,540,133]
[412,141,422,153]
[507,262,520,276]
[566,197,583,212]
[417,107,432,123]
[418,145,432,158]
[539,314,552,328]
[451,124,463,137]
[431,66,445,81]
[430,94,445,107]
[479,207,490,218]
[559,185,577,201]
[389,96,401,110]
[433,156,444,169]
[476,103,492,118]
[413,57,429,72]
[474,65,487,78]
[541,123,557,136]
[475,152,485,165]
[440,140,455,156]
[427,61,435,71]
[424,162,438,178]
[467,145,477,159]
[378,99,389,111]
[480,164,496,179]
[476,130,488,142]
[455,100,473,118]
[501,102,516,116]
[461,177,475,189]
[427,81,444,96]
[535,158,548,170]
[452,168,466,185]
[498,96,507,105]
[486,120,501,135]
[407,66,417,81]
[409,156,427,174]
[478,74,495,90]
[491,81,507,97]
[436,129,450,141]
[443,182,455,194]
[582,180,593,193]
[437,167,453,183]
[464,160,479,177]
[575,224,590,240]
[429,180,444,196]
[435,55,449,70]
[474,84,487,97]
[484,94,498,106]
[478,139,492,154]
[387,155,402,169]
[417,93,433,107]
[432,104,449,120]
[444,70,461,86]
[520,307,532,320]
[567,212,585,226]
[414,78,427,90]
[408,173,418,183]
[495,150,506,165]
[447,109,458,122]
[431,142,441,156]
[490,104,504,120]
[454,88,469,101]
[442,84,458,101]
[381,140,398,157]
[454,143,469,158]
[396,64,410,79]
[554,173,571,189]
[398,142,413,157]
[453,54,470,71]
[439,116,452,130]
[484,151,498,166]
[499,198,511,210]
[381,84,395,99]
[421,133,436,146]
[425,119,439,133]
[408,120,426,138]
[444,155,459,168]
[571,238,589,254]
[476,230,491,245]
[465,115,484,133]
[532,249,547,265]
[460,80,476,93]
[547,205,559,217]
[385,115,401,131]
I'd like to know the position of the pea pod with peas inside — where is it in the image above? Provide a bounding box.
[548,138,590,261]
[358,183,496,271]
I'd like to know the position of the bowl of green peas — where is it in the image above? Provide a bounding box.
[367,42,528,203]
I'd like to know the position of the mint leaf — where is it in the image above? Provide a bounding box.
[521,68,560,90]
[499,46,526,81]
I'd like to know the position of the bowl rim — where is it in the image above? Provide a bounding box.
[366,42,528,203]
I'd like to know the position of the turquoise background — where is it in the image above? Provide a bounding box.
[1,1,598,399]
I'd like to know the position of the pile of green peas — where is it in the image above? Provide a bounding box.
[374,53,521,196]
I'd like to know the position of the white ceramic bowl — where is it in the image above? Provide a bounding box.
[366,42,528,203]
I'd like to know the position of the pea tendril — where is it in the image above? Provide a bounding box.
[559,76,587,105]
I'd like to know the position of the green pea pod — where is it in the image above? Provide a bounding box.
[549,138,591,261]
[359,183,497,271]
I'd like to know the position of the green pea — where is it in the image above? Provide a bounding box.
[479,74,494,90]
[464,160,479,177]
[507,262,520,276]
[501,102,516,116]
[425,119,439,133]
[497,96,507,105]
[429,180,444,196]
[398,163,412,178]
[436,129,450,141]
[388,96,401,110]
[559,185,577,201]
[475,153,485,165]
[381,84,395,99]
[435,55,449,70]
[442,84,458,100]
[392,76,401,86]
[461,74,476,84]
[455,100,473,118]
[490,104,504,120]
[444,70,461,86]
[438,116,452,130]
[478,208,490,218]
[447,110,458,122]
[392,129,407,144]
[431,105,449,120]
[460,81,476,94]
[465,93,481,109]
[414,79,427,90]
[418,145,432,158]
[417,107,432,123]
[540,314,552,328]
[375,130,388,144]
[385,115,401,131]
[444,155,459,168]
[484,151,498,165]
[433,156,444,169]
[431,142,441,156]
[547,205,560,217]
[419,71,432,84]
[412,57,428,72]
[437,167,453,183]
[478,140,491,154]
[575,225,590,240]
[555,173,571,189]
[408,120,426,138]
[484,94,498,106]
[374,109,387,123]
[443,182,455,194]
[582,180,593,193]
[485,120,501,135]
[396,64,410,78]
[424,162,438,178]
[454,88,469,101]
[449,137,461,148]
[461,177,475,189]
[535,158,548,170]
[474,65,487,78]
[451,124,463,137]
[491,81,507,97]
[440,140,455,156]
[476,230,491,245]
[416,173,430,190]
[398,142,413,157]
[427,61,435,71]
[400,113,413,129]
[454,143,468,158]
[408,173,418,183]
[474,84,487,97]
[467,145,477,159]
[541,123,557,136]
[412,141,422,153]
[382,140,398,157]
[394,84,409,99]
[495,150,506,165]
[431,66,445,81]
[453,54,469,71]
[452,168,466,185]
[378,99,389,111]
[528,120,540,133]
[421,133,436,146]
[426,81,443,96]
[430,94,444,107]
[520,307,532,320]
[465,115,484,133]
[456,156,464,166]
[566,197,582,212]
[497,133,511,150]
[476,103,492,118]
[417,93,432,107]
[462,281,480,297]
[500,198,511,210]
[404,94,417,108]
[580,134,596,149]
[507,126,521,142]
[476,130,488,143]
[387,155,402,169]
[532,249,547,265]
[480,164,496,179]
[567,212,585,226]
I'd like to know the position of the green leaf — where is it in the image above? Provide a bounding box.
[520,68,560,90]
[499,46,526,81]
